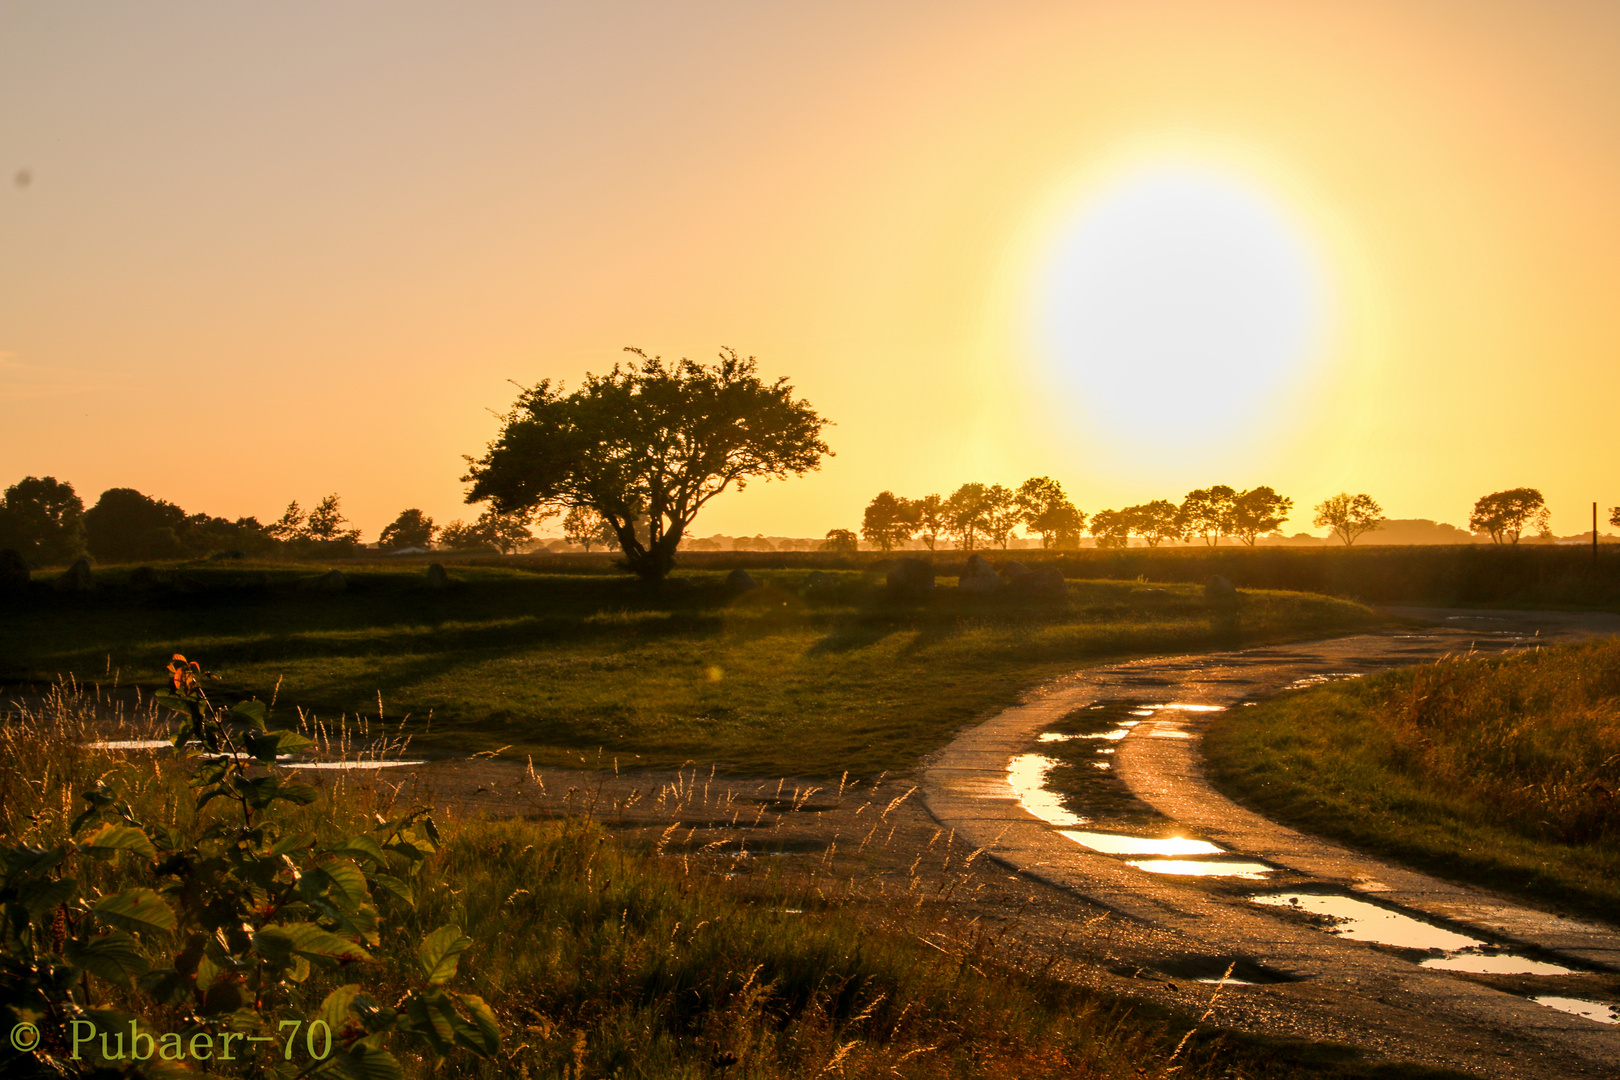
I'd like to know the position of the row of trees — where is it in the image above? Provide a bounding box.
[859,478,1085,552]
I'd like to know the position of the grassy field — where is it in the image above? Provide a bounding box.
[0,560,1377,776]
[0,684,1475,1080]
[1204,639,1620,920]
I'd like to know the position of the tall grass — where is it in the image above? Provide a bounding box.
[1205,639,1620,918]
[2,680,1450,1079]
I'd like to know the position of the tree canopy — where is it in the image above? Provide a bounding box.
[1469,488,1547,545]
[1313,493,1384,546]
[380,508,436,550]
[1015,477,1084,549]
[0,476,84,566]
[1229,486,1293,546]
[1180,486,1237,546]
[464,348,830,581]
[861,491,915,552]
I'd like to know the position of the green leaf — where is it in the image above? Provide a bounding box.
[271,831,319,857]
[326,1036,405,1080]
[80,824,156,860]
[326,835,387,867]
[17,875,76,921]
[91,887,177,936]
[254,922,371,968]
[368,874,414,910]
[303,859,371,915]
[248,728,315,762]
[65,930,151,986]
[316,983,363,1038]
[226,699,270,728]
[451,993,501,1056]
[416,925,472,985]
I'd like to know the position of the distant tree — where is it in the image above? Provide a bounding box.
[562,506,614,552]
[181,513,276,557]
[268,500,307,542]
[475,507,535,554]
[908,494,944,551]
[437,519,493,553]
[1180,486,1237,546]
[1610,506,1620,531]
[379,508,436,550]
[1313,493,1384,546]
[1229,486,1293,546]
[84,487,187,562]
[1089,508,1132,549]
[982,484,1021,550]
[1015,477,1085,549]
[304,494,362,544]
[821,528,858,554]
[861,491,915,552]
[1469,488,1548,545]
[463,347,831,582]
[682,536,723,551]
[942,483,991,550]
[0,476,84,566]
[735,534,776,551]
[1123,500,1182,547]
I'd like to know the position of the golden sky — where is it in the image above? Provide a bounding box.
[4,1,1619,538]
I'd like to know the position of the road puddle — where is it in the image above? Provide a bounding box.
[92,739,176,750]
[1531,996,1620,1025]
[1007,753,1088,827]
[1253,892,1577,975]
[1059,831,1222,856]
[1130,858,1274,879]
[283,760,426,770]
[1285,673,1366,690]
[89,739,423,770]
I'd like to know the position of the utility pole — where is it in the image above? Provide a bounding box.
[1594,502,1599,565]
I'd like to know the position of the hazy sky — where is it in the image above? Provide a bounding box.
[5,1,1620,538]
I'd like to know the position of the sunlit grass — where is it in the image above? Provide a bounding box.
[0,562,1377,775]
[1205,639,1620,920]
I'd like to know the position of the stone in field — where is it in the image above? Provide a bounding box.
[727,568,760,592]
[425,562,450,589]
[886,557,935,596]
[57,557,94,593]
[957,553,1002,594]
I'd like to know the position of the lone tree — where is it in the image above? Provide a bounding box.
[1470,488,1548,545]
[982,484,1022,549]
[861,491,916,552]
[1313,492,1384,546]
[1015,477,1085,549]
[465,348,830,582]
[1229,486,1293,546]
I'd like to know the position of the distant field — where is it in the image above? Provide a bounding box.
[1204,639,1620,920]
[0,560,1376,775]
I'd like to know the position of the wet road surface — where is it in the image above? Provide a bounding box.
[921,608,1620,1077]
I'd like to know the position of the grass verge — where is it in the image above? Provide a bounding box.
[1204,639,1620,921]
[0,562,1377,776]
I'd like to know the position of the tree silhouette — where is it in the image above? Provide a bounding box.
[942,483,991,551]
[861,491,916,552]
[465,348,830,582]
[1180,486,1237,546]
[982,484,1021,550]
[1313,493,1384,546]
[908,494,944,551]
[0,476,84,566]
[821,528,858,554]
[1229,486,1293,546]
[1123,500,1182,547]
[1089,508,1131,549]
[1469,488,1548,545]
[379,508,436,550]
[1015,477,1085,549]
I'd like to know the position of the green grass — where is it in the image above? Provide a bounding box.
[1204,639,1620,921]
[0,687,1475,1080]
[0,560,1378,775]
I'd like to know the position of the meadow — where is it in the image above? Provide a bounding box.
[0,559,1377,776]
[1203,638,1620,920]
[0,680,1476,1080]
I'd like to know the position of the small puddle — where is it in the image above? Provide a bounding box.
[1130,859,1274,879]
[1531,996,1620,1025]
[283,760,426,770]
[1286,673,1366,690]
[1059,831,1223,857]
[1420,950,1574,976]
[1253,892,1576,975]
[91,739,177,750]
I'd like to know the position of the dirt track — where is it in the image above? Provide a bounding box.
[281,608,1620,1079]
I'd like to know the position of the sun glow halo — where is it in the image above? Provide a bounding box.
[1036,166,1329,452]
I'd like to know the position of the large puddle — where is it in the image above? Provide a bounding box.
[1253,892,1576,976]
[1010,704,1277,878]
[1531,997,1620,1025]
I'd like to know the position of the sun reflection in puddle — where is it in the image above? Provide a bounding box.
[1253,892,1480,951]
[1060,831,1222,856]
[1421,950,1574,976]
[1129,859,1274,879]
[1007,753,1088,827]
